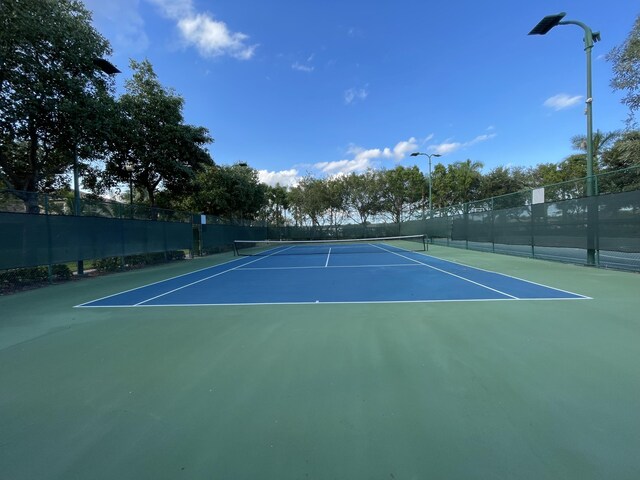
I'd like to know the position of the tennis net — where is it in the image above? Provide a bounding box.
[233,235,427,256]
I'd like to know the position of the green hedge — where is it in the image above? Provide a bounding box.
[94,250,186,273]
[0,264,73,293]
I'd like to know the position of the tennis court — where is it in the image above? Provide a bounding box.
[1,243,639,480]
[79,236,588,307]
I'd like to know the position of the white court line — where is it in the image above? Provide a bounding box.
[414,249,592,299]
[325,248,331,267]
[238,263,422,271]
[372,244,520,299]
[133,246,296,306]
[75,254,258,307]
[94,297,590,308]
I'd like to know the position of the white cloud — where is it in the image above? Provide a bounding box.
[258,169,300,187]
[392,137,419,160]
[429,132,496,155]
[543,94,582,111]
[468,133,497,145]
[146,0,258,60]
[177,14,257,59]
[312,137,419,176]
[432,142,463,155]
[292,62,314,72]
[344,86,368,104]
[314,157,373,175]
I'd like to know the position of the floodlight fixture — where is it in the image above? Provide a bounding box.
[528,12,566,35]
[93,58,121,75]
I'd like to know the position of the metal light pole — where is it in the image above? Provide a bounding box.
[411,152,441,218]
[74,58,120,275]
[529,12,600,265]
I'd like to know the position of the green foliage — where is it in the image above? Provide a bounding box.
[94,251,186,273]
[0,0,114,205]
[260,184,290,226]
[52,264,72,280]
[607,15,640,128]
[189,164,266,220]
[431,159,483,209]
[478,166,530,209]
[600,130,640,171]
[342,170,385,225]
[93,257,122,273]
[599,130,640,193]
[102,59,213,206]
[379,166,425,223]
[0,264,73,293]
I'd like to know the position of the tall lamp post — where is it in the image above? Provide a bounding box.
[411,152,441,218]
[74,58,120,275]
[528,12,600,265]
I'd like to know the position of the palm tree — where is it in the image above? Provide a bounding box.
[570,130,621,172]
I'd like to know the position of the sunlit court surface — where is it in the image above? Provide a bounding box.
[2,243,639,480]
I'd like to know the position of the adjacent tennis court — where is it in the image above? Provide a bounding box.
[78,236,588,307]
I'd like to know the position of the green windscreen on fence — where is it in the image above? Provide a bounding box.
[439,190,640,253]
[2,179,639,273]
[0,212,193,270]
[200,223,267,253]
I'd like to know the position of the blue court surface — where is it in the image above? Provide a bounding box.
[78,242,589,307]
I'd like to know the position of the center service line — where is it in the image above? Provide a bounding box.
[325,248,332,267]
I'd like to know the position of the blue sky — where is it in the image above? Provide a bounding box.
[82,0,637,187]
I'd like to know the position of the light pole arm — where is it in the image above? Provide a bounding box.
[559,20,598,50]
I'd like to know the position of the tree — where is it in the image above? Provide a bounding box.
[0,0,114,211]
[324,176,348,228]
[261,184,290,226]
[379,165,425,223]
[104,59,212,207]
[478,166,531,209]
[292,176,331,227]
[443,159,484,207]
[607,15,640,128]
[189,164,266,220]
[600,130,640,170]
[570,129,621,172]
[342,170,385,225]
[287,185,306,226]
[599,130,640,193]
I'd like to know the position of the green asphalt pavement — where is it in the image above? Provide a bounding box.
[1,247,639,479]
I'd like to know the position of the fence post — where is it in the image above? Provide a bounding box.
[45,194,53,283]
[491,197,495,254]
[464,203,469,250]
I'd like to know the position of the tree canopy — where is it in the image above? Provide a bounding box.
[102,59,213,207]
[608,14,640,128]
[0,0,114,209]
